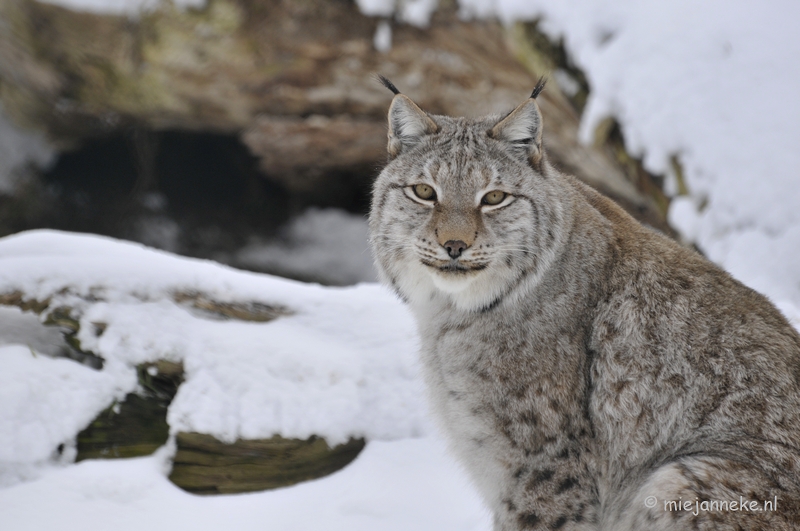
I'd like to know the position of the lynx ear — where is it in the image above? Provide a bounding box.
[387,94,439,158]
[490,82,546,169]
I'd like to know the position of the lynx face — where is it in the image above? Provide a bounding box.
[369,85,569,312]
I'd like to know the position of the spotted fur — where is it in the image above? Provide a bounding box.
[368,81,800,530]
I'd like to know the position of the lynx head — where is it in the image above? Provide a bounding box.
[369,78,571,312]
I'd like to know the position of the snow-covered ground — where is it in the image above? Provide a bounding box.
[1,438,489,531]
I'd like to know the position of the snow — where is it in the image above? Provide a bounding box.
[356,0,437,27]
[399,0,439,27]
[36,0,205,15]
[1,439,490,531]
[0,306,68,358]
[374,20,393,53]
[234,208,377,286]
[0,105,55,195]
[356,0,395,18]
[0,345,122,466]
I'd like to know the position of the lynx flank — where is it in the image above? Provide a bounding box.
[368,77,800,530]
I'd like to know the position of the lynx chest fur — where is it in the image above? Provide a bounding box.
[368,78,800,531]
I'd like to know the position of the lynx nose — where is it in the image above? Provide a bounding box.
[443,240,468,259]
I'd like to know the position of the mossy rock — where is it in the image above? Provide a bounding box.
[76,360,184,460]
[169,432,366,494]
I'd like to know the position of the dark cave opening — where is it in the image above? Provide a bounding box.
[39,129,295,257]
[3,125,381,284]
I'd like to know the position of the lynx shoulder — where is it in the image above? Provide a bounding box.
[368,78,800,530]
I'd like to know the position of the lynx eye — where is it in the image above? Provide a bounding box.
[481,190,507,206]
[412,184,437,201]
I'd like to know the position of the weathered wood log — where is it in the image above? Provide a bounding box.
[0,289,361,493]
[172,290,290,322]
[0,289,288,366]
[76,360,184,460]
[0,292,105,367]
[169,432,366,494]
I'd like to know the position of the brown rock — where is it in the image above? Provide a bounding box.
[241,115,386,195]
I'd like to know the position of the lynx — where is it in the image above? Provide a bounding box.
[368,76,800,530]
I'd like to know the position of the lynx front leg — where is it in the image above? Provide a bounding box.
[493,446,599,531]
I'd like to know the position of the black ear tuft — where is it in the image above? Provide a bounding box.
[376,74,401,95]
[530,76,547,99]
